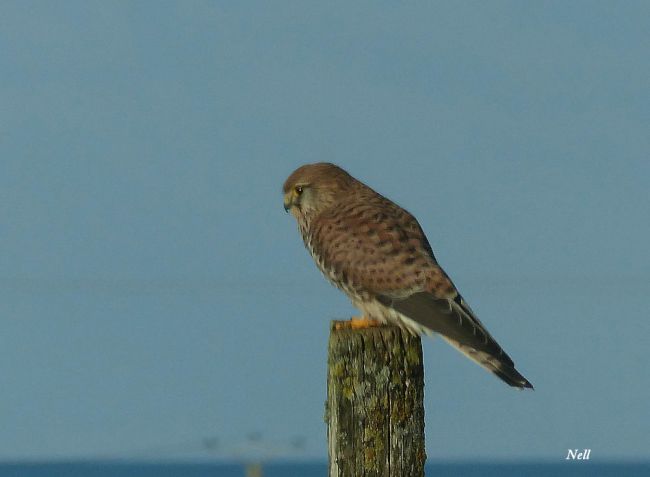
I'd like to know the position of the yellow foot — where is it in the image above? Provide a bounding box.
[349,316,381,329]
[333,316,382,330]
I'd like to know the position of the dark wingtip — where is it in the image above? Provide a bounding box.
[493,366,534,390]
[522,379,534,390]
[510,377,534,391]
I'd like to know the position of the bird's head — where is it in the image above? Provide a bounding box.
[282,163,353,220]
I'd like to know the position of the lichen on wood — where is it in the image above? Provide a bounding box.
[326,321,426,477]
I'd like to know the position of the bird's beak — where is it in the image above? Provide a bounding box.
[283,193,293,213]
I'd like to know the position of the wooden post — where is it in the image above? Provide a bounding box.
[326,321,426,477]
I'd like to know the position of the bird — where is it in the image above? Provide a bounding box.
[283,163,533,389]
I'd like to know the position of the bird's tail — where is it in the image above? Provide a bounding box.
[379,291,534,389]
[440,336,533,389]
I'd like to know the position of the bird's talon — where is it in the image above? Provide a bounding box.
[349,316,381,329]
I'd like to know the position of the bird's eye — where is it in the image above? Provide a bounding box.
[294,185,303,195]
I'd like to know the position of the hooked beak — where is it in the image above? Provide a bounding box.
[283,193,293,213]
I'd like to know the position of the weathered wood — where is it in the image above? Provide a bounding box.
[326,320,426,477]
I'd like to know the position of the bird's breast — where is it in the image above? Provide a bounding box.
[300,222,360,298]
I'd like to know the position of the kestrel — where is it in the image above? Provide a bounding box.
[283,163,533,389]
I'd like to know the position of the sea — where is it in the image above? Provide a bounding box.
[0,461,648,477]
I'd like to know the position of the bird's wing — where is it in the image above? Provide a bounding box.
[311,192,450,296]
[377,290,533,389]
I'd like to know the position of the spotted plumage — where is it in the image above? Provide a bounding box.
[283,163,532,389]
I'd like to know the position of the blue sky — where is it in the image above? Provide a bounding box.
[1,0,649,461]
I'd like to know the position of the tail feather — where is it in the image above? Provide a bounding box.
[441,336,534,389]
[378,291,533,389]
